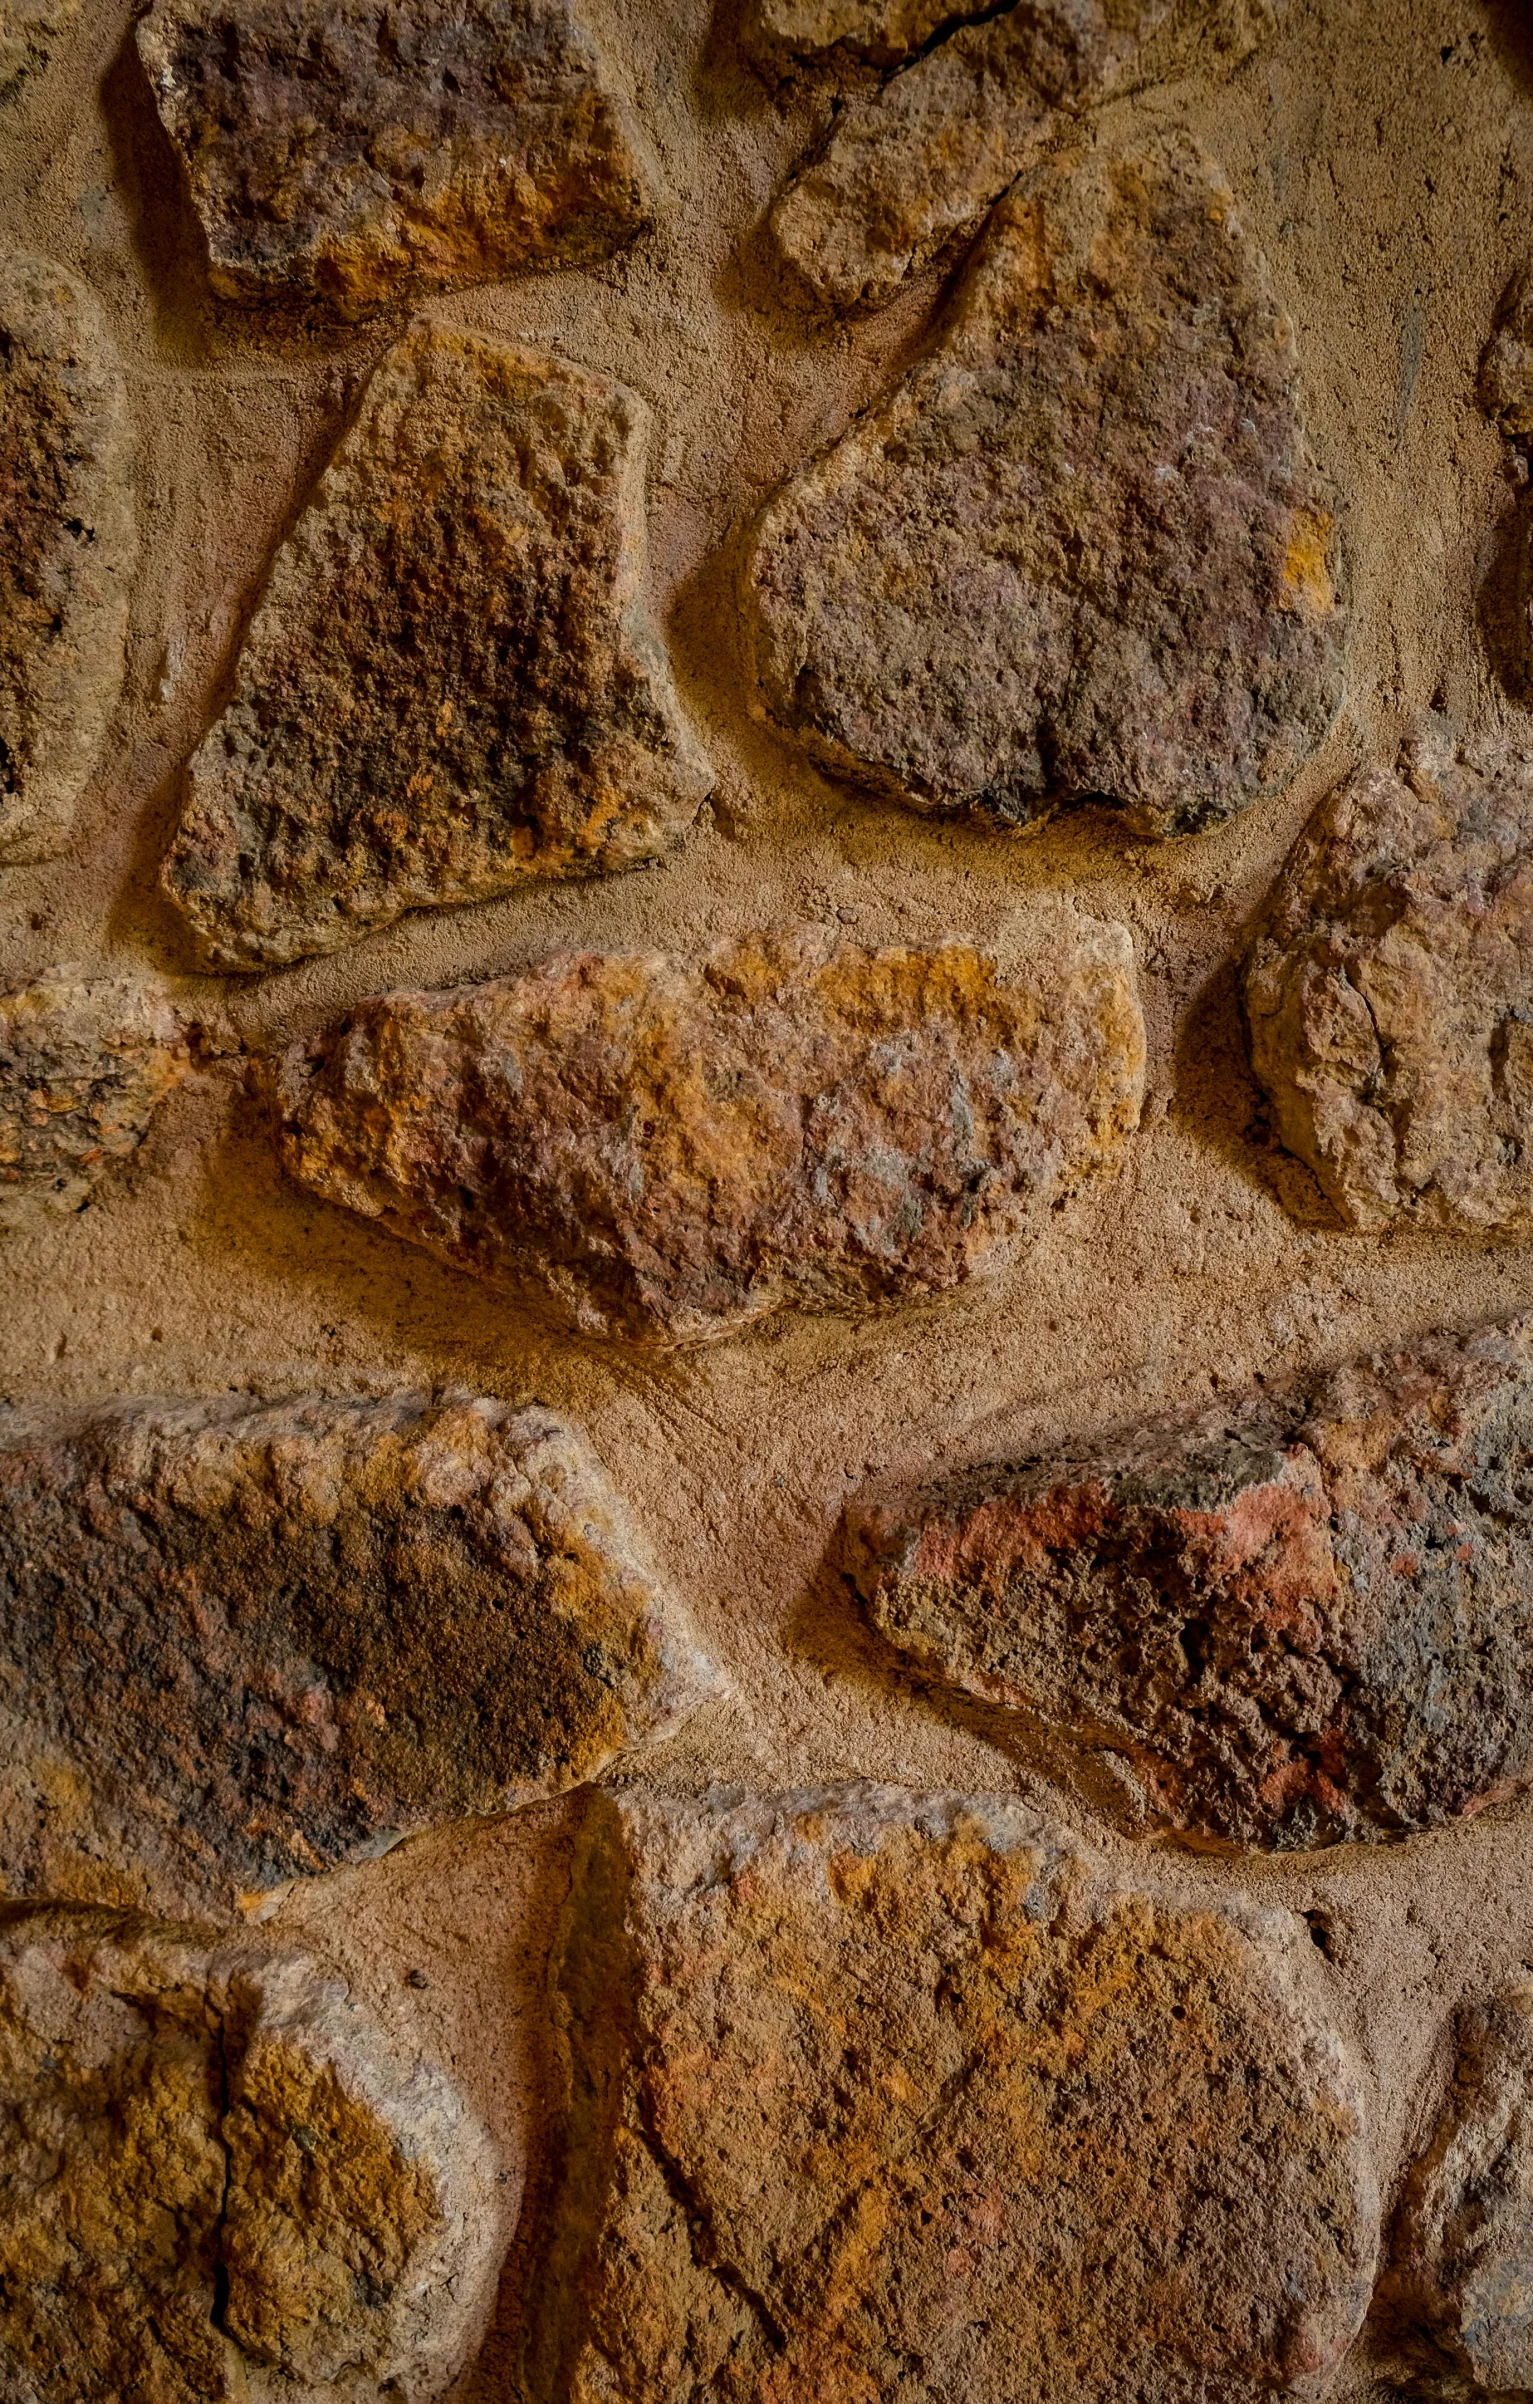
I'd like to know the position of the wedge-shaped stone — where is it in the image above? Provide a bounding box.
[0,973,188,1232]
[1246,727,1533,1234]
[849,1318,1533,1852]
[161,328,711,971]
[0,255,135,862]
[528,1783,1379,2404]
[0,1393,714,1918]
[260,922,1145,1345]
[0,0,82,99]
[771,0,1284,311]
[0,1904,501,2403]
[745,139,1343,837]
[136,0,652,319]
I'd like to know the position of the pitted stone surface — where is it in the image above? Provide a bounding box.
[1245,727,1533,1235]
[260,922,1145,1345]
[848,1318,1533,1852]
[136,0,652,319]
[0,1393,714,1918]
[744,139,1343,838]
[529,1783,1379,2404]
[0,0,81,97]
[741,0,994,80]
[0,975,188,1233]
[0,1904,500,2403]
[161,326,711,971]
[0,255,135,863]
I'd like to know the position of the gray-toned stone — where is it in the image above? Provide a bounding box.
[0,974,188,1233]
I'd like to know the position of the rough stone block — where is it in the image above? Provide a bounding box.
[528,1782,1380,2404]
[743,138,1343,838]
[0,1903,501,2402]
[0,974,188,1233]
[848,1317,1533,1852]
[1245,726,1533,1234]
[259,922,1145,1345]
[135,0,653,320]
[0,1393,715,1919]
[0,254,135,863]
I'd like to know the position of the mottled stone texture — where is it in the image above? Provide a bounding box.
[849,1318,1533,1852]
[529,1784,1378,2404]
[770,0,1284,311]
[261,923,1145,1345]
[0,1393,714,1918]
[741,0,992,80]
[744,139,1343,838]
[0,254,135,863]
[136,0,652,319]
[0,0,81,98]
[0,1904,500,2403]
[163,327,710,971]
[0,975,188,1232]
[1246,728,1533,1234]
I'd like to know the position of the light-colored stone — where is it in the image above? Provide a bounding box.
[259,921,1145,1345]
[0,1393,716,1919]
[0,974,187,1232]
[162,325,711,971]
[0,0,81,98]
[0,255,135,863]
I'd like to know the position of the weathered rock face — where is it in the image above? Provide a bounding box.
[770,0,1284,312]
[162,327,710,972]
[260,922,1145,1345]
[0,255,135,863]
[0,0,81,98]
[0,1904,501,2403]
[529,1783,1379,2404]
[1245,727,1533,1235]
[743,139,1343,839]
[848,1317,1533,1852]
[136,0,652,320]
[0,974,188,1233]
[0,1393,715,1919]
[741,0,993,81]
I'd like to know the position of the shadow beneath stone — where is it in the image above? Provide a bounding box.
[100,22,219,365]
[1478,488,1533,707]
[1171,947,1345,1234]
[1481,0,1533,102]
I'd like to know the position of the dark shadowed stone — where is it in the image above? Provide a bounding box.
[0,974,188,1233]
[136,0,653,320]
[1482,268,1533,443]
[0,0,81,97]
[527,1782,1379,2404]
[0,1904,501,2403]
[743,138,1343,839]
[0,254,135,863]
[0,1393,716,1919]
[847,1318,1533,1852]
[258,921,1145,1345]
[161,325,711,971]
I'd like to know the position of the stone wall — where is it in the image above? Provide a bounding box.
[5,1,1533,2397]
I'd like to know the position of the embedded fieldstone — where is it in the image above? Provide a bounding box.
[848,1317,1533,1852]
[528,1783,1379,2404]
[0,254,135,863]
[741,0,994,81]
[1481,269,1533,442]
[1245,726,1533,1234]
[0,0,82,98]
[744,138,1343,838]
[161,326,711,972]
[0,1903,501,2403]
[770,0,1284,312]
[135,0,652,319]
[260,921,1145,1345]
[0,974,188,1233]
[0,1393,715,1918]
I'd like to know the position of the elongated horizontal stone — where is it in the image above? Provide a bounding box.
[136,0,652,319]
[848,1318,1533,1852]
[528,1783,1379,2404]
[0,1904,501,2403]
[162,327,711,972]
[741,0,994,80]
[1245,727,1533,1234]
[0,1394,715,1919]
[0,254,135,862]
[0,974,188,1232]
[260,922,1145,1345]
[745,138,1343,837]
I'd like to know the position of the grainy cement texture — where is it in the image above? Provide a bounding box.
[7,1,1533,2398]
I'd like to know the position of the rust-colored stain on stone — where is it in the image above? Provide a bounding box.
[135,0,653,320]
[744,138,1344,838]
[0,973,188,1232]
[0,1393,715,1919]
[848,1318,1533,1851]
[528,1783,1379,2404]
[260,923,1145,1345]
[161,324,711,971]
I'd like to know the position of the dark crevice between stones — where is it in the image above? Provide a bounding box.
[634,2102,791,2355]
